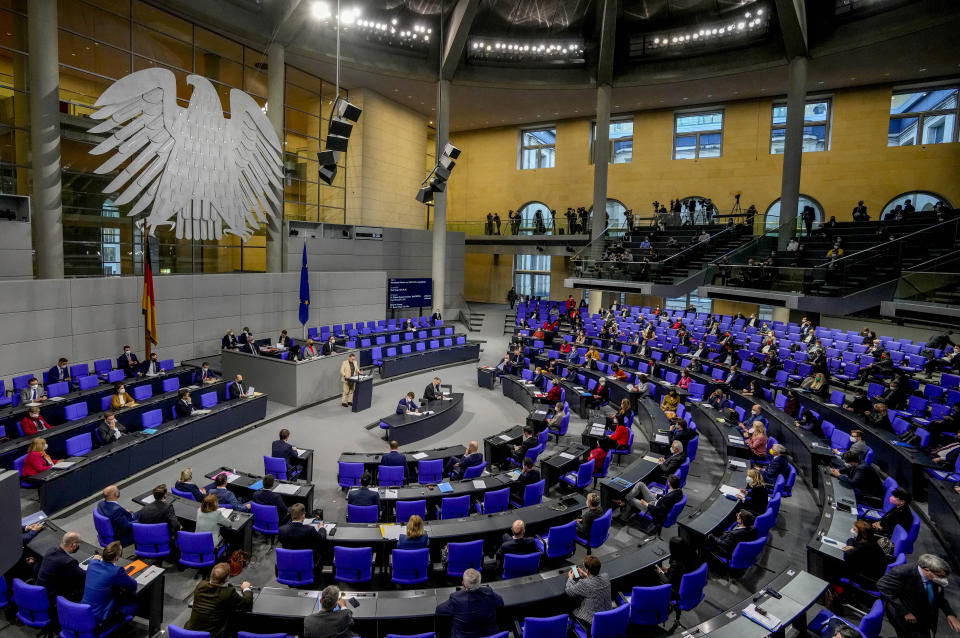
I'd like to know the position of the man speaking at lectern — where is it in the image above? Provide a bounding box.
[340,353,359,407]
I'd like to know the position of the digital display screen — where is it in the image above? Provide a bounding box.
[388,278,433,309]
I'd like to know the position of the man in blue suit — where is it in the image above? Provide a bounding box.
[208,473,249,510]
[761,444,790,486]
[251,474,289,524]
[117,346,140,378]
[380,440,407,481]
[435,568,504,638]
[80,541,138,624]
[228,374,248,399]
[47,357,72,384]
[444,440,484,479]
[36,531,86,605]
[96,485,138,546]
[347,472,380,508]
[271,429,301,477]
[396,392,420,415]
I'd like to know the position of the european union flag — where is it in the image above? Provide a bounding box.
[299,243,310,326]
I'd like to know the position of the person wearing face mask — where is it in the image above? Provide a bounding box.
[737,469,768,515]
[117,345,140,378]
[322,335,337,356]
[873,487,913,539]
[36,531,87,605]
[47,357,72,384]
[302,338,319,359]
[878,553,960,638]
[20,377,47,404]
[221,329,238,350]
[20,406,52,435]
[837,520,887,603]
[175,389,194,418]
[141,353,161,377]
[198,361,217,384]
[278,329,292,348]
[110,382,138,410]
[21,437,57,477]
[97,411,127,444]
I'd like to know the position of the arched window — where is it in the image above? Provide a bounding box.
[881,191,951,216]
[587,198,630,231]
[517,201,553,235]
[764,194,824,231]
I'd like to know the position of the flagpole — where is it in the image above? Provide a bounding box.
[143,229,152,360]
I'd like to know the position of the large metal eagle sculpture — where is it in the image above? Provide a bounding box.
[88,68,282,241]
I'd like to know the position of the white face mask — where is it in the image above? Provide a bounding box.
[118,388,125,394]
[746,477,754,486]
[850,528,857,538]
[932,576,949,587]
[124,350,130,355]
[43,443,48,451]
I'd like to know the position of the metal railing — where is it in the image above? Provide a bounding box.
[893,270,960,305]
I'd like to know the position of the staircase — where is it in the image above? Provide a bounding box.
[504,310,517,335]
[459,305,486,333]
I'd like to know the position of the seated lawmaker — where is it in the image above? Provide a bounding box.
[141,352,161,377]
[271,428,301,476]
[706,509,758,558]
[302,339,319,359]
[617,474,683,524]
[609,416,631,451]
[47,357,71,384]
[347,472,380,508]
[221,330,239,350]
[831,452,884,503]
[932,430,960,468]
[96,485,138,546]
[398,515,429,549]
[208,473,248,510]
[138,484,181,540]
[305,586,358,638]
[842,520,887,591]
[228,374,248,399]
[738,420,769,460]
[278,329,292,348]
[174,389,194,418]
[81,541,138,625]
[196,494,234,549]
[176,468,206,502]
[279,503,326,578]
[566,556,612,628]
[117,346,140,378]
[36,531,86,605]
[97,411,127,444]
[546,402,565,432]
[20,377,46,404]
[21,438,56,477]
[444,440,483,479]
[496,520,540,565]
[576,492,605,538]
[660,388,680,418]
[397,392,420,415]
[511,425,538,464]
[252,474,290,524]
[436,568,504,638]
[872,487,913,538]
[737,469,768,515]
[110,382,138,409]
[424,377,444,402]
[20,406,52,435]
[184,563,254,638]
[509,457,541,500]
[322,335,337,356]
[381,440,407,481]
[650,440,685,483]
[761,444,790,485]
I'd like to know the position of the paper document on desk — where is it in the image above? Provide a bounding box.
[52,461,76,469]
[48,396,66,402]
[135,565,163,586]
[186,385,201,391]
[272,484,299,495]
[534,410,547,415]
[728,435,744,443]
[590,426,606,436]
[221,472,240,483]
[700,403,714,408]
[742,604,781,631]
[296,448,308,457]
[192,410,211,416]
[140,494,155,504]
[642,455,660,463]
[719,485,741,497]
[654,434,669,444]
[412,452,428,460]
[728,459,747,468]
[472,480,486,489]
[379,524,404,540]
[384,489,399,499]
[217,507,233,516]
[559,452,575,460]
[821,536,844,548]
[498,434,513,441]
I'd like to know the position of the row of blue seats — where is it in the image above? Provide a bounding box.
[306,317,442,341]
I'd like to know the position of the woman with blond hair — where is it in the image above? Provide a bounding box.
[739,420,769,460]
[21,437,56,477]
[398,515,428,549]
[175,467,206,501]
[738,468,768,514]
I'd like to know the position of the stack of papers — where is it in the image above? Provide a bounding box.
[559,452,575,460]
[297,449,308,457]
[412,452,428,460]
[729,459,747,468]
[742,604,781,631]
[642,455,660,463]
[472,480,486,489]
[221,472,241,483]
[718,485,741,497]
[384,489,399,499]
[273,483,299,495]
[590,426,606,436]
[498,434,514,441]
[52,461,76,469]
[534,410,547,415]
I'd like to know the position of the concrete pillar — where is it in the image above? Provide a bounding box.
[28,0,64,279]
[266,42,285,272]
[587,84,612,314]
[431,79,450,314]
[777,56,808,250]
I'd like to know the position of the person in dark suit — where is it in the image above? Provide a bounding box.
[252,474,290,524]
[396,392,420,415]
[669,418,696,448]
[176,468,205,502]
[245,336,262,356]
[238,327,252,345]
[618,474,683,524]
[97,411,127,445]
[221,330,238,350]
[279,503,325,578]
[831,452,885,503]
[36,531,86,605]
[322,335,337,356]
[509,457,541,501]
[96,485,138,546]
[271,428,301,476]
[402,317,416,331]
[424,377,444,402]
[278,330,292,348]
[496,519,541,565]
[174,389,194,418]
[737,469,768,515]
[761,444,790,485]
[511,425,538,464]
[228,374,248,399]
[140,352,161,376]
[431,309,442,325]
[347,472,380,508]
[842,521,888,593]
[198,362,217,384]
[435,568,504,638]
[380,440,407,469]
[117,346,140,378]
[207,472,248,510]
[706,510,758,558]
[878,554,960,638]
[81,541,138,624]
[444,440,483,479]
[47,357,71,384]
[137,484,181,539]
[305,585,357,638]
[576,492,605,537]
[184,563,254,638]
[650,441,685,484]
[873,487,913,538]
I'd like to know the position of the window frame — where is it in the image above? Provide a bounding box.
[513,253,552,298]
[888,85,960,147]
[672,108,724,160]
[769,97,832,154]
[589,117,634,165]
[518,125,557,170]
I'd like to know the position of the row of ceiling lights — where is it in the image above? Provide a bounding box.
[470,39,584,56]
[310,2,431,43]
[651,7,766,46]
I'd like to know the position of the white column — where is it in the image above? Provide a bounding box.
[431,79,451,315]
[778,56,808,249]
[266,42,285,272]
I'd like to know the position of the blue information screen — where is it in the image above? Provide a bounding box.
[388,278,433,309]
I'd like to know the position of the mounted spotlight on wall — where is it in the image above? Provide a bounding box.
[415,142,461,204]
[317,96,362,185]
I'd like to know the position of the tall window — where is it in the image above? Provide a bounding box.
[889,87,958,146]
[770,100,831,153]
[674,110,723,159]
[882,191,951,216]
[517,201,553,235]
[590,119,633,164]
[514,254,551,298]
[588,198,629,230]
[764,195,824,231]
[519,127,556,169]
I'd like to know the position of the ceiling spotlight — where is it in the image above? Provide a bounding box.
[311,1,331,20]
[757,8,763,14]
[745,11,751,17]
[738,22,745,29]
[653,37,659,43]
[391,18,398,25]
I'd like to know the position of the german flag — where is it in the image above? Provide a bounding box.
[142,250,158,346]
